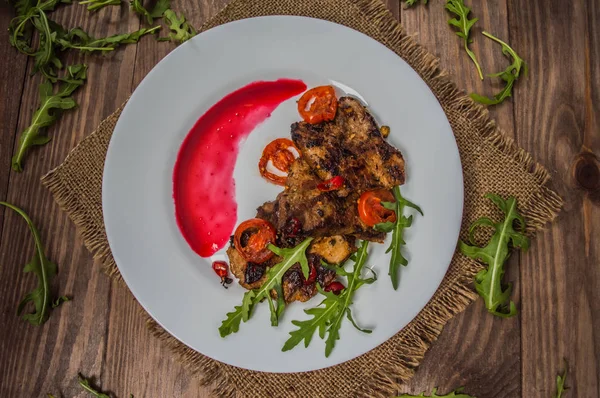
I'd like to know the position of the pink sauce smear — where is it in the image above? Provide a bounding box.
[173,79,307,257]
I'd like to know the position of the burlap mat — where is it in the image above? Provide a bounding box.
[41,0,563,396]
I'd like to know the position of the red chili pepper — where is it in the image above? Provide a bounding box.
[304,264,317,285]
[317,176,345,192]
[212,261,233,288]
[324,281,345,295]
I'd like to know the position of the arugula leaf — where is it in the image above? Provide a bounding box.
[396,387,476,397]
[459,193,529,317]
[12,64,87,172]
[159,9,196,44]
[218,238,313,337]
[78,374,111,398]
[556,360,569,398]
[78,0,120,11]
[470,31,527,106]
[0,202,68,325]
[445,0,484,80]
[283,240,375,357]
[130,0,170,24]
[218,290,255,337]
[403,0,428,7]
[57,26,161,53]
[378,186,423,290]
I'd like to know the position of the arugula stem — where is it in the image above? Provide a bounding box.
[0,202,50,324]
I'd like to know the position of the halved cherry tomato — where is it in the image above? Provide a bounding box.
[357,189,397,227]
[234,218,277,263]
[317,176,345,192]
[212,261,233,288]
[297,86,338,124]
[258,138,299,186]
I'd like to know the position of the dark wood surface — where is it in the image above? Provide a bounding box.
[0,1,598,397]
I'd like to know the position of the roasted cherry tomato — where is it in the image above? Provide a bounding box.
[297,86,338,124]
[233,218,277,263]
[258,138,299,186]
[357,189,397,227]
[324,281,345,295]
[212,261,233,288]
[304,264,317,286]
[317,176,345,192]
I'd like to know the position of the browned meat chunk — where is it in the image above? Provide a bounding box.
[291,96,405,194]
[309,235,357,264]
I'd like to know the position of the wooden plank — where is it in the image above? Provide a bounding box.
[0,2,28,239]
[97,2,229,397]
[399,2,521,397]
[509,0,600,397]
[0,3,139,396]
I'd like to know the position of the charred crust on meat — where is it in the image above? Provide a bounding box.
[329,238,337,246]
[316,209,324,217]
[245,262,266,284]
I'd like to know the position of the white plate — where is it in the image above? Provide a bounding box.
[103,16,463,373]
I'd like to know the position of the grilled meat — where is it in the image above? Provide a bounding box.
[291,96,405,194]
[256,158,386,243]
[227,235,354,303]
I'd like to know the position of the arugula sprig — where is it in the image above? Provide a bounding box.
[78,0,120,12]
[12,64,87,172]
[130,0,170,24]
[282,240,376,357]
[0,202,69,325]
[555,360,569,398]
[460,193,529,317]
[445,0,484,80]
[56,25,161,53]
[219,238,313,337]
[470,31,527,106]
[159,9,196,44]
[375,186,423,290]
[397,387,476,397]
[403,0,428,7]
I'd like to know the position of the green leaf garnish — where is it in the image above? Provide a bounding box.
[218,238,313,337]
[460,193,529,317]
[78,374,111,398]
[130,0,170,24]
[396,387,476,397]
[403,0,428,8]
[1,202,68,325]
[378,186,423,290]
[159,9,196,44]
[57,26,161,53]
[470,31,527,106]
[555,360,569,398]
[78,0,120,12]
[282,240,375,357]
[445,0,484,80]
[12,64,87,172]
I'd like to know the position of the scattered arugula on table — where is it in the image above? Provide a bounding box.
[396,387,476,397]
[159,9,197,44]
[12,64,87,172]
[282,240,376,357]
[0,201,69,325]
[445,0,484,80]
[219,238,313,337]
[470,31,527,106]
[555,360,569,398]
[78,0,120,12]
[459,193,529,317]
[130,0,171,24]
[374,186,423,290]
[403,0,427,7]
[78,374,113,398]
[7,0,190,171]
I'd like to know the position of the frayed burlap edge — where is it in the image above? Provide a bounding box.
[41,0,563,396]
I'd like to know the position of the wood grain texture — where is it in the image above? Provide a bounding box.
[399,2,520,397]
[0,1,598,397]
[508,0,600,397]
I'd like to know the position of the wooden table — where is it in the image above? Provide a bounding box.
[0,1,598,397]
